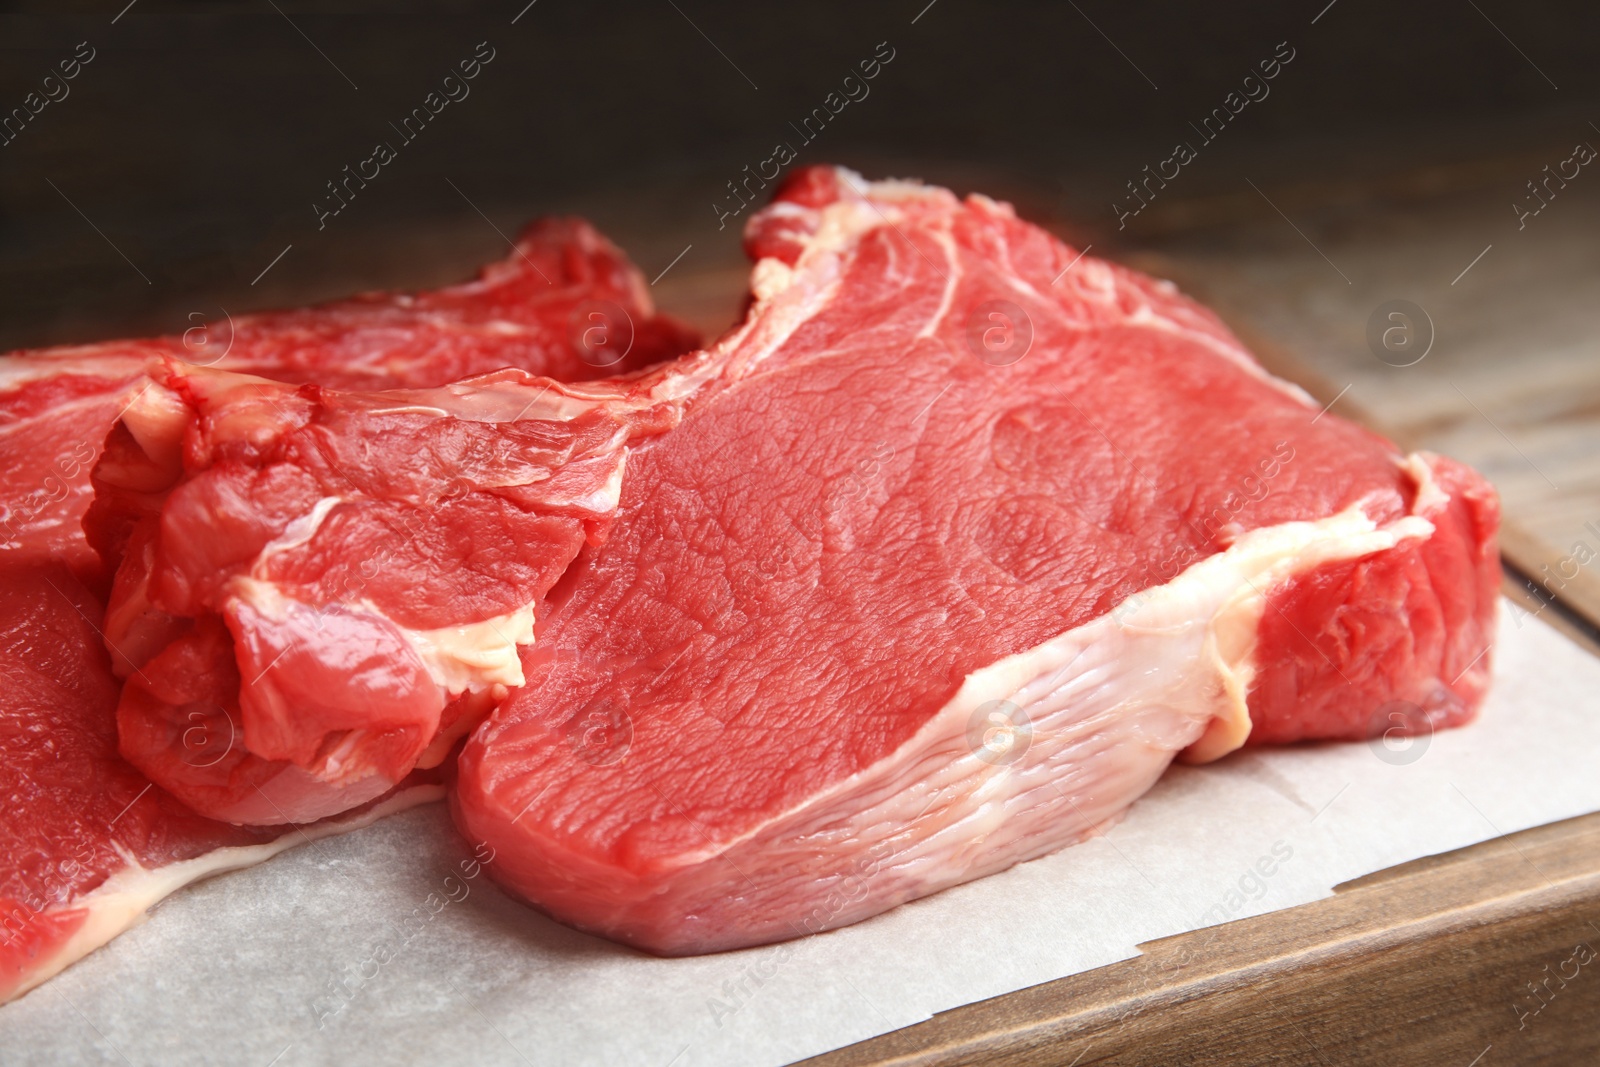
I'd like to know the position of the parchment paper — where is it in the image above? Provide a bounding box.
[3,604,1597,1067]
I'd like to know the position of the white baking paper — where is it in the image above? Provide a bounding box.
[2,604,1597,1067]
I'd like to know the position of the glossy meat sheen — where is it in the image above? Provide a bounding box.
[1247,453,1499,741]
[0,564,440,1003]
[0,218,698,585]
[0,568,255,915]
[90,363,683,825]
[454,167,1500,954]
[0,220,665,999]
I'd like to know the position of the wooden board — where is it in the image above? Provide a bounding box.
[798,809,1600,1067]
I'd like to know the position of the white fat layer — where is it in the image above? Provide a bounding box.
[810,200,902,258]
[369,379,630,425]
[672,502,1436,873]
[934,503,1433,773]
[915,227,962,341]
[0,357,42,391]
[402,605,536,693]
[749,259,794,302]
[755,168,1315,410]
[493,481,1458,952]
[253,496,341,571]
[0,353,147,392]
[229,577,536,695]
[2,784,442,1005]
[120,383,190,472]
[565,453,628,515]
[1122,302,1316,405]
[0,383,139,434]
[1402,452,1450,516]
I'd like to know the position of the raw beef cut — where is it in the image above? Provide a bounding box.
[88,361,686,824]
[450,167,1500,954]
[0,217,691,999]
[0,563,441,1005]
[0,218,698,586]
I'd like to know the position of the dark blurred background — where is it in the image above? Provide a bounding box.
[3,0,1597,347]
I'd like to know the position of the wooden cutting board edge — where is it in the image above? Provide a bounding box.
[797,808,1600,1067]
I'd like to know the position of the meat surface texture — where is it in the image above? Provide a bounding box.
[88,364,685,825]
[0,218,698,586]
[0,564,441,1004]
[452,166,1500,955]
[0,218,692,1001]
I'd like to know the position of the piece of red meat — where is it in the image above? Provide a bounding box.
[88,362,686,824]
[0,218,698,587]
[0,216,695,1000]
[0,563,441,1004]
[449,167,1500,954]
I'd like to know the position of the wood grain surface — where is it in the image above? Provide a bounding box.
[797,811,1600,1067]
